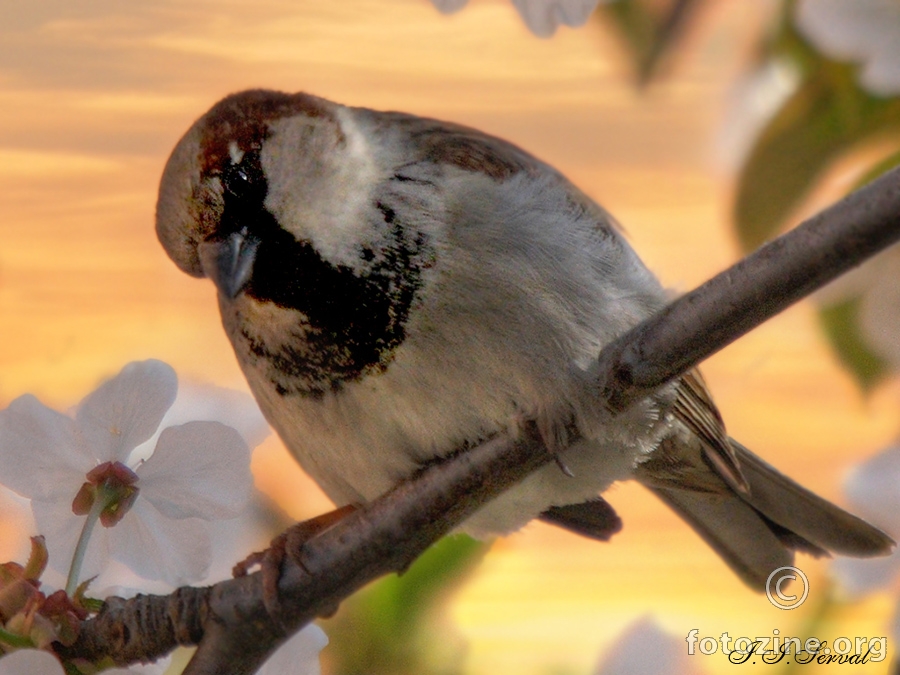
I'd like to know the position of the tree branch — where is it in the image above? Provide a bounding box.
[58,166,900,674]
[595,165,900,411]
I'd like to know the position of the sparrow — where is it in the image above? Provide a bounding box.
[156,89,892,590]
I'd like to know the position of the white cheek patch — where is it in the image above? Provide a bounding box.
[261,109,383,273]
[228,141,244,165]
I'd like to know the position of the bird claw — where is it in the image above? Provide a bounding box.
[554,455,575,477]
[232,504,358,629]
[533,412,579,478]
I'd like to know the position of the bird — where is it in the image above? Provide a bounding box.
[155,89,892,591]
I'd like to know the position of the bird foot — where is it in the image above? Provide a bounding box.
[233,504,358,625]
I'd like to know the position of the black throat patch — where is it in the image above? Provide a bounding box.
[215,145,428,398]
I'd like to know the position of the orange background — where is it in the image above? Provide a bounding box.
[1,1,898,673]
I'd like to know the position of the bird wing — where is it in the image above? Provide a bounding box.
[672,370,749,492]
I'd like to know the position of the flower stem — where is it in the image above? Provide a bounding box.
[65,487,113,597]
[0,625,35,648]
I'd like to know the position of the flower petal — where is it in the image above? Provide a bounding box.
[511,0,600,37]
[0,649,65,675]
[858,255,900,371]
[430,0,469,13]
[156,381,270,450]
[831,551,900,595]
[795,0,900,96]
[595,616,700,675]
[91,559,185,599]
[795,0,877,61]
[205,497,285,584]
[76,360,177,463]
[138,421,251,520]
[111,500,211,585]
[860,32,900,96]
[32,498,112,580]
[257,624,329,675]
[844,444,900,535]
[830,443,900,596]
[104,656,171,674]
[0,395,88,501]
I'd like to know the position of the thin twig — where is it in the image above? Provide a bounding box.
[594,164,900,411]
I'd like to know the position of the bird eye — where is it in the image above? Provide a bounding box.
[221,155,265,203]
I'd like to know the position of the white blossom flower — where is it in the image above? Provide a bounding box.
[795,0,900,96]
[829,443,900,651]
[816,244,900,373]
[0,650,65,675]
[430,0,468,12]
[153,379,271,456]
[0,360,255,588]
[257,624,329,675]
[0,648,168,675]
[594,615,703,675]
[830,443,900,595]
[430,0,604,38]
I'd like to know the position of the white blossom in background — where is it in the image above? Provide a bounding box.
[256,624,329,675]
[795,0,900,96]
[829,443,900,649]
[0,625,327,675]
[0,648,169,675]
[0,360,256,588]
[594,615,704,675]
[431,0,468,11]
[430,0,604,37]
[151,379,271,456]
[830,443,900,595]
[0,650,66,675]
[816,245,900,372]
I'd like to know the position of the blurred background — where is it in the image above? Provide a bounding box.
[2,1,900,673]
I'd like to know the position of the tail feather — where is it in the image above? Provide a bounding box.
[729,439,892,557]
[632,433,894,590]
[648,485,793,590]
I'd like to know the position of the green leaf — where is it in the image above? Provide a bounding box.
[732,0,900,252]
[596,0,656,75]
[818,297,890,392]
[596,0,704,85]
[636,0,704,84]
[323,535,488,675]
[733,76,858,252]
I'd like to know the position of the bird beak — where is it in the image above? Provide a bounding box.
[198,230,260,300]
